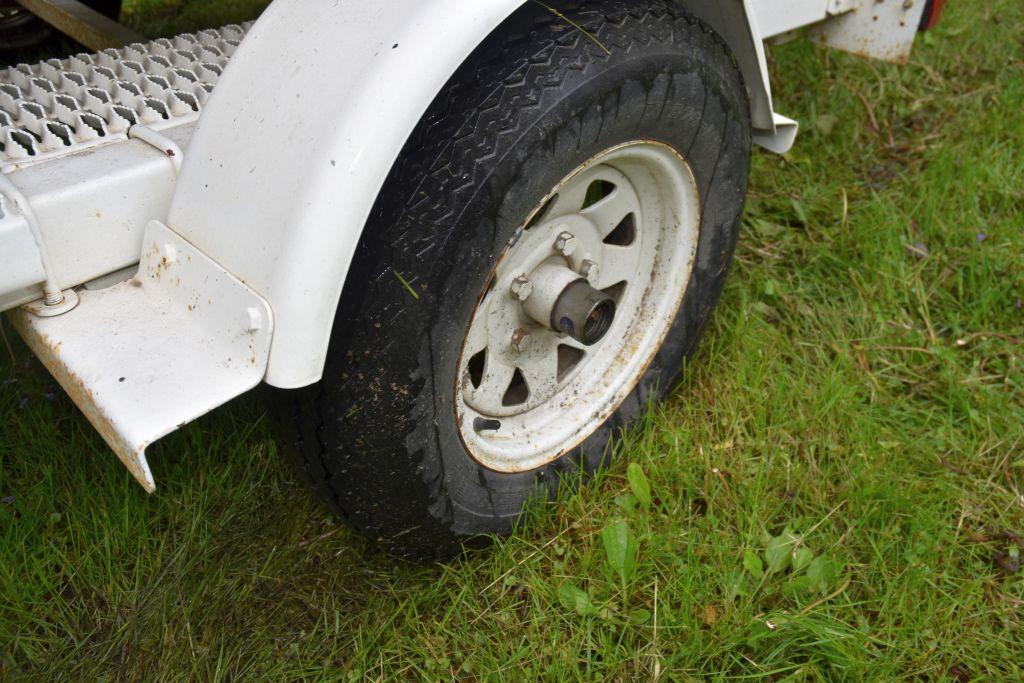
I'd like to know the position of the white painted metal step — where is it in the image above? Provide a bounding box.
[0,23,253,312]
[11,220,273,491]
[0,22,251,167]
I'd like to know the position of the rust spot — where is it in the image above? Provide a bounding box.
[150,252,177,282]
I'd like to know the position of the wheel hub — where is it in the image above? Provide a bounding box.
[518,259,617,346]
[455,141,701,473]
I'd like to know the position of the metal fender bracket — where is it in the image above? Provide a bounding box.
[753,113,800,155]
[808,0,926,65]
[11,220,273,492]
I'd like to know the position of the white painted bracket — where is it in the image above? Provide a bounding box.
[809,0,927,64]
[0,195,46,292]
[827,0,860,14]
[11,220,273,492]
[753,113,800,154]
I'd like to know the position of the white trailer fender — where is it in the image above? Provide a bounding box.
[168,0,781,389]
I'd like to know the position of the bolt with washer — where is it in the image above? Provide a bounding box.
[510,275,534,301]
[510,328,532,355]
[579,260,599,283]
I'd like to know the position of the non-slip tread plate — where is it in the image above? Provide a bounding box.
[0,22,251,164]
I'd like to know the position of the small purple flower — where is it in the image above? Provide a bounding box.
[976,232,987,243]
[1,495,13,505]
[907,242,930,259]
[1017,298,1023,310]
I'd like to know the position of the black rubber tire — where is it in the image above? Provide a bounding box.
[0,6,52,51]
[273,0,751,560]
[0,1,122,51]
[88,0,123,19]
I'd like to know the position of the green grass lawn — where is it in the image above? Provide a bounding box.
[2,1,1023,680]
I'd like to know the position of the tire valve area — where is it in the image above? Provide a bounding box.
[473,417,502,434]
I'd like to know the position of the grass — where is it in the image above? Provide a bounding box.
[2,0,1023,679]
[119,0,272,37]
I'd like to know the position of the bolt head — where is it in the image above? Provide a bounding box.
[579,260,599,283]
[242,307,263,333]
[510,275,533,301]
[554,231,578,256]
[159,243,177,265]
[511,328,532,355]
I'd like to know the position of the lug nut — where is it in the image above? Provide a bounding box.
[510,328,532,355]
[554,231,578,256]
[510,275,533,301]
[579,260,599,283]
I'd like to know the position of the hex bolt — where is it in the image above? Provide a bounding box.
[554,231,578,256]
[579,259,599,283]
[159,243,177,265]
[510,275,534,301]
[510,328,532,355]
[242,307,263,333]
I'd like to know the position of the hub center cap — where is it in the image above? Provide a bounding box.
[518,260,617,345]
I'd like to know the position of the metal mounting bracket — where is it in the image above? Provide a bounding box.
[11,220,273,491]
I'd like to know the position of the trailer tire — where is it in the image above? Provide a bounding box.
[273,0,750,560]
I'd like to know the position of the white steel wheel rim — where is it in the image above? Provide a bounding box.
[455,141,700,473]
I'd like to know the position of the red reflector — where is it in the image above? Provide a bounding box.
[920,0,948,31]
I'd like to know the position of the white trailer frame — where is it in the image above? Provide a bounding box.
[0,0,928,489]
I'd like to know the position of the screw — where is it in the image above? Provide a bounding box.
[510,275,533,301]
[511,328,532,355]
[579,259,599,283]
[554,231,578,256]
